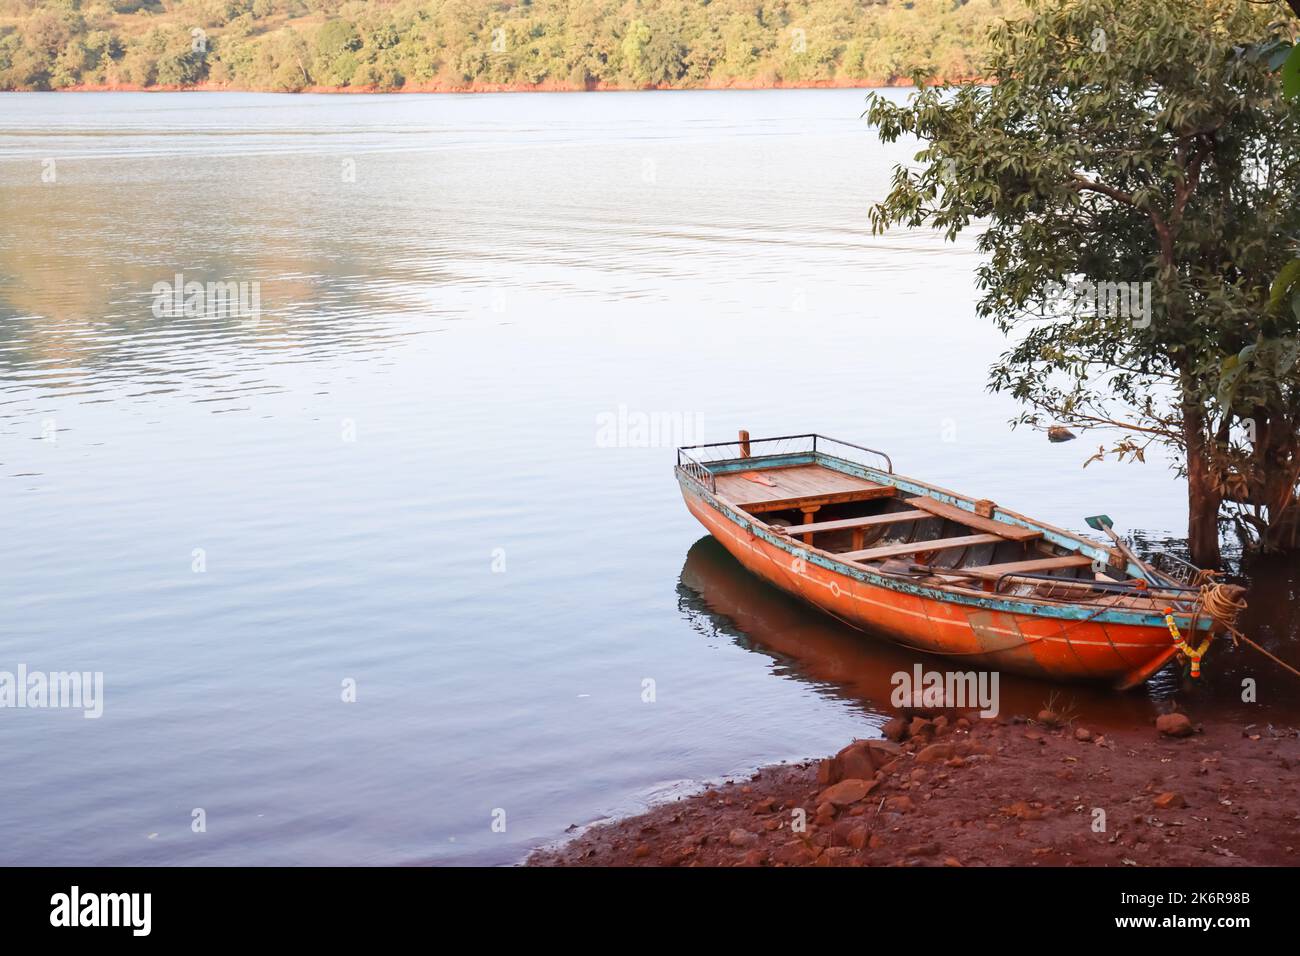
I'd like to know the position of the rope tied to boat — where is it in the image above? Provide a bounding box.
[1183,573,1300,682]
[1162,575,1246,679]
[1195,577,1248,645]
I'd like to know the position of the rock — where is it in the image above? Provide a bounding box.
[882,717,909,742]
[915,742,956,764]
[943,856,963,867]
[884,795,914,813]
[1075,726,1093,742]
[818,846,852,866]
[1047,426,1077,443]
[1037,709,1063,728]
[847,825,868,850]
[834,741,879,781]
[1156,713,1194,738]
[831,819,857,841]
[908,717,935,740]
[905,842,941,857]
[773,840,815,866]
[1153,791,1187,810]
[1001,801,1044,821]
[818,778,876,807]
[754,798,775,814]
[728,828,757,848]
[633,844,650,859]
[866,739,902,761]
[824,739,902,784]
[739,849,764,867]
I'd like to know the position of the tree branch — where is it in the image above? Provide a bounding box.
[1069,174,1136,207]
[1071,173,1177,262]
[1043,409,1181,441]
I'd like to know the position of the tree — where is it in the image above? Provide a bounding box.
[866,0,1300,569]
[313,19,361,86]
[621,18,652,85]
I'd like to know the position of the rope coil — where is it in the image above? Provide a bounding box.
[1185,575,1300,681]
[1197,580,1248,644]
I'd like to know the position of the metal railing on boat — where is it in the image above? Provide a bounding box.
[675,433,893,488]
[676,447,717,492]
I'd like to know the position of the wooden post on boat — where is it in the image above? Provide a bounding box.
[738,429,751,458]
[799,505,821,544]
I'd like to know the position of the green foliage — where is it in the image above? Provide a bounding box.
[621,18,652,84]
[313,18,360,86]
[1284,44,1300,99]
[866,0,1300,558]
[0,0,1019,91]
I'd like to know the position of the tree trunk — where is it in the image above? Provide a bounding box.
[1240,407,1300,554]
[1255,425,1300,553]
[1183,401,1222,569]
[1261,504,1300,551]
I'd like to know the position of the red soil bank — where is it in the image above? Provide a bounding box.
[529,713,1300,867]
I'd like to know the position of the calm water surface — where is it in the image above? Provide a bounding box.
[1,90,1296,865]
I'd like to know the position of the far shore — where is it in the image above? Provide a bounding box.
[10,75,989,95]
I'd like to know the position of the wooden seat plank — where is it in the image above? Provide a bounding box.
[840,533,1004,563]
[937,555,1095,580]
[736,486,895,513]
[904,496,1043,542]
[773,509,931,537]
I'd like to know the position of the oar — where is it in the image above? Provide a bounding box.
[1084,514,1155,583]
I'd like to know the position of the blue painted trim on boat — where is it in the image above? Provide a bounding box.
[708,453,815,474]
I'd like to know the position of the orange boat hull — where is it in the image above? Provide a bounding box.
[681,484,1183,690]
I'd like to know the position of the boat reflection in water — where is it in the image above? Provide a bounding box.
[676,535,1181,732]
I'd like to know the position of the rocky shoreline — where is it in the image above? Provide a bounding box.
[528,711,1300,867]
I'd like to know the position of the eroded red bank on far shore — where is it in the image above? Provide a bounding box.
[529,712,1300,867]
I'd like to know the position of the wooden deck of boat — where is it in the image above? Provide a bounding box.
[706,454,1109,592]
[716,464,895,513]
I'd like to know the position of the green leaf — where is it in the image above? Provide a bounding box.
[1269,259,1300,314]
[1284,45,1300,100]
[1265,41,1293,72]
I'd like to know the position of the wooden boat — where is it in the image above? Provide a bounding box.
[675,433,1219,689]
